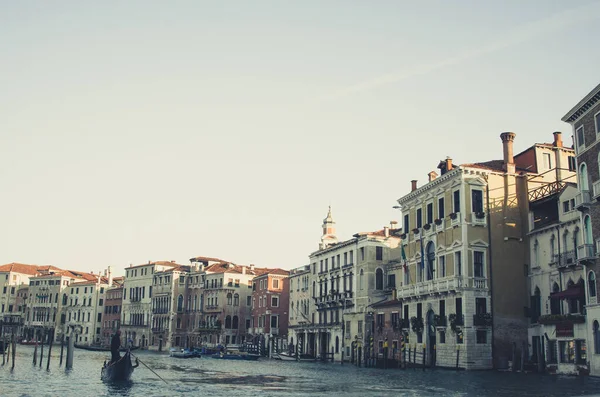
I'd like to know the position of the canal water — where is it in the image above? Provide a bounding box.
[1,346,600,397]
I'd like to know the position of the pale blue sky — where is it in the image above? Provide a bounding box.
[1,1,599,275]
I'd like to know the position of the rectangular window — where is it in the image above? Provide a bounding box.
[404,305,409,321]
[426,203,433,224]
[576,340,587,364]
[416,208,423,228]
[439,330,446,344]
[563,201,570,213]
[474,251,484,278]
[576,126,585,148]
[387,274,396,289]
[596,112,600,134]
[439,300,446,318]
[547,340,557,363]
[360,247,365,261]
[453,190,460,213]
[476,330,487,344]
[472,190,483,213]
[455,252,462,276]
[404,214,409,233]
[438,197,445,219]
[376,246,383,260]
[417,303,422,319]
[349,251,354,264]
[543,153,552,169]
[476,297,487,314]
[273,279,279,289]
[377,313,385,328]
[568,156,576,172]
[271,315,278,328]
[439,255,446,278]
[358,320,363,334]
[271,296,279,307]
[456,297,463,319]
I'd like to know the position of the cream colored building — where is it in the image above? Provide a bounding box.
[393,131,574,369]
[0,263,42,316]
[121,261,177,348]
[292,208,401,362]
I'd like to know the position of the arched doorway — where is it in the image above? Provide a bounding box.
[427,309,436,367]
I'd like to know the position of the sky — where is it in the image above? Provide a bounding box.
[1,1,600,276]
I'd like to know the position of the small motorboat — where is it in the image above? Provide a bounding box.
[101,350,138,382]
[211,350,260,361]
[169,348,200,358]
[19,340,39,346]
[274,352,298,361]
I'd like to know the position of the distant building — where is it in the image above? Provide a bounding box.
[250,268,290,354]
[121,261,178,348]
[0,263,45,316]
[102,282,123,346]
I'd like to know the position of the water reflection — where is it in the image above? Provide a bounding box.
[2,346,600,397]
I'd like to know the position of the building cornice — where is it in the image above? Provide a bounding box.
[562,83,600,123]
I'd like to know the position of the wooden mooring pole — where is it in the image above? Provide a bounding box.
[39,330,44,368]
[413,345,417,371]
[59,334,65,366]
[422,344,426,371]
[11,333,16,370]
[33,341,38,365]
[456,345,460,371]
[46,328,54,370]
[2,335,6,366]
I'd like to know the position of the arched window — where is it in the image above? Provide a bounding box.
[550,282,561,315]
[232,315,239,329]
[187,296,191,312]
[563,231,569,255]
[176,318,181,329]
[574,228,580,260]
[594,321,600,354]
[580,163,589,192]
[233,294,239,306]
[62,294,68,305]
[589,271,597,300]
[313,281,316,297]
[533,240,539,267]
[375,268,384,290]
[550,235,556,259]
[359,269,364,290]
[426,242,435,281]
[225,315,232,329]
[177,295,184,312]
[227,293,232,305]
[193,294,197,311]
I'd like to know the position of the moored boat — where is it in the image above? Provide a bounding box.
[274,352,298,361]
[211,350,260,361]
[169,348,200,358]
[76,343,139,352]
[101,350,138,382]
[19,340,39,346]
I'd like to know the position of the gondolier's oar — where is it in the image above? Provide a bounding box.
[130,352,169,384]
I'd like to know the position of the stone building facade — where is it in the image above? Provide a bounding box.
[562,83,600,376]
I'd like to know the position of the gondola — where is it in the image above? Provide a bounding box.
[101,350,138,382]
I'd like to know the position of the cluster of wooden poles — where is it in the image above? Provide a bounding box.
[359,343,462,370]
[2,328,77,371]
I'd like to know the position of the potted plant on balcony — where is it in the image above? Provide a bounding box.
[423,223,431,231]
[410,316,424,335]
[475,211,486,219]
[448,313,462,334]
[449,212,458,220]
[434,218,443,226]
[400,233,407,239]
[412,228,420,235]
[433,314,446,327]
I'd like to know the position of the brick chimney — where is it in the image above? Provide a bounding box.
[428,171,438,182]
[383,226,390,237]
[500,132,516,173]
[411,180,418,191]
[553,131,563,148]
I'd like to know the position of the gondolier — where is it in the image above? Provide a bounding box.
[110,330,122,363]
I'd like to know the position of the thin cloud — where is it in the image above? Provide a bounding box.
[317,1,600,102]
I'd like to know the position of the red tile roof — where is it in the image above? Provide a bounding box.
[0,263,43,275]
[204,262,270,276]
[461,160,530,173]
[127,261,179,269]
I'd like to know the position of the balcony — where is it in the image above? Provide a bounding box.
[575,190,592,211]
[450,213,461,227]
[434,219,445,233]
[594,180,600,200]
[538,314,585,326]
[423,224,433,235]
[271,327,279,335]
[396,276,488,299]
[577,244,596,262]
[472,212,486,227]
[473,313,493,327]
[152,327,165,334]
[434,314,447,327]
[557,250,577,268]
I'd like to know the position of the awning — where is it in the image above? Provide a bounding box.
[550,284,584,300]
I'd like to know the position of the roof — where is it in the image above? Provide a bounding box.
[461,160,530,173]
[32,269,97,280]
[0,263,43,275]
[562,83,600,123]
[189,255,227,263]
[255,268,290,278]
[203,262,270,276]
[156,265,191,274]
[127,261,179,270]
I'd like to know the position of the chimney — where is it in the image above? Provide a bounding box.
[250,264,255,272]
[383,226,390,237]
[390,220,398,231]
[411,180,418,191]
[108,266,113,286]
[428,171,438,182]
[242,266,246,275]
[553,131,563,148]
[500,132,516,173]
[445,157,453,172]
